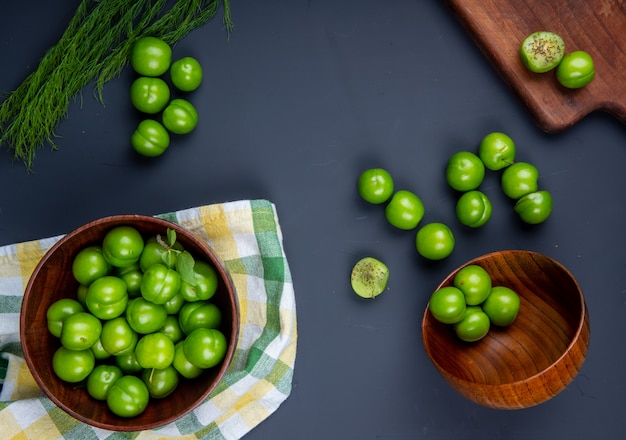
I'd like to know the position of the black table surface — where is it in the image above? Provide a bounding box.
[2,1,625,439]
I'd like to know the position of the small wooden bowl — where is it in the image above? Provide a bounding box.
[422,250,590,410]
[20,215,239,431]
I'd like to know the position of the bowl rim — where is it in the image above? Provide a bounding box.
[421,248,589,387]
[20,214,240,431]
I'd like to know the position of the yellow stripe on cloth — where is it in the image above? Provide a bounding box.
[228,379,274,420]
[0,404,27,439]
[15,240,48,288]
[0,399,64,440]
[2,353,41,400]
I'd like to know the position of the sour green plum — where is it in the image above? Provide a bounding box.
[428,286,466,324]
[454,306,491,342]
[357,168,394,204]
[454,265,492,305]
[446,151,485,192]
[456,190,492,228]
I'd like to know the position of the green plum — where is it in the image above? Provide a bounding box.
[454,265,492,306]
[350,257,389,299]
[135,333,175,370]
[556,50,595,89]
[501,162,539,199]
[357,168,394,204]
[454,306,491,342]
[478,132,516,171]
[385,190,425,230]
[514,190,553,224]
[482,286,520,326]
[455,190,492,228]
[415,223,455,261]
[428,286,466,324]
[445,151,485,192]
[519,31,565,73]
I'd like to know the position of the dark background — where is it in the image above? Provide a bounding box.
[1,1,625,439]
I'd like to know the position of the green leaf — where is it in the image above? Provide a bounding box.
[176,251,197,286]
[167,228,177,247]
[161,250,175,267]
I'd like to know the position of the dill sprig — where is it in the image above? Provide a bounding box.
[0,0,232,170]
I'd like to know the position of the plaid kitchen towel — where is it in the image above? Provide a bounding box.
[0,199,297,440]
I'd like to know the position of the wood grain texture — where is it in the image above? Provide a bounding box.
[445,0,626,133]
[20,215,239,431]
[422,250,590,410]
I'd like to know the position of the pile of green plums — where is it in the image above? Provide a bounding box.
[46,225,228,418]
[428,265,520,342]
[446,131,553,226]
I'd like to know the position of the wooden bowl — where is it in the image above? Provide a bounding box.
[20,215,239,431]
[422,250,590,410]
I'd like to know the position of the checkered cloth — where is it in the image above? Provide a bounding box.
[0,199,297,439]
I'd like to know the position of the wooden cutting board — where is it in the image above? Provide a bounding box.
[445,0,626,133]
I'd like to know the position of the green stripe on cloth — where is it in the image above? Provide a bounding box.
[0,199,297,440]
[0,296,22,313]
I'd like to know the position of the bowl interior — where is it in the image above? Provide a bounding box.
[20,215,239,431]
[422,250,587,387]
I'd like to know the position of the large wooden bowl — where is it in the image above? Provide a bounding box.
[20,215,239,431]
[422,250,590,409]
